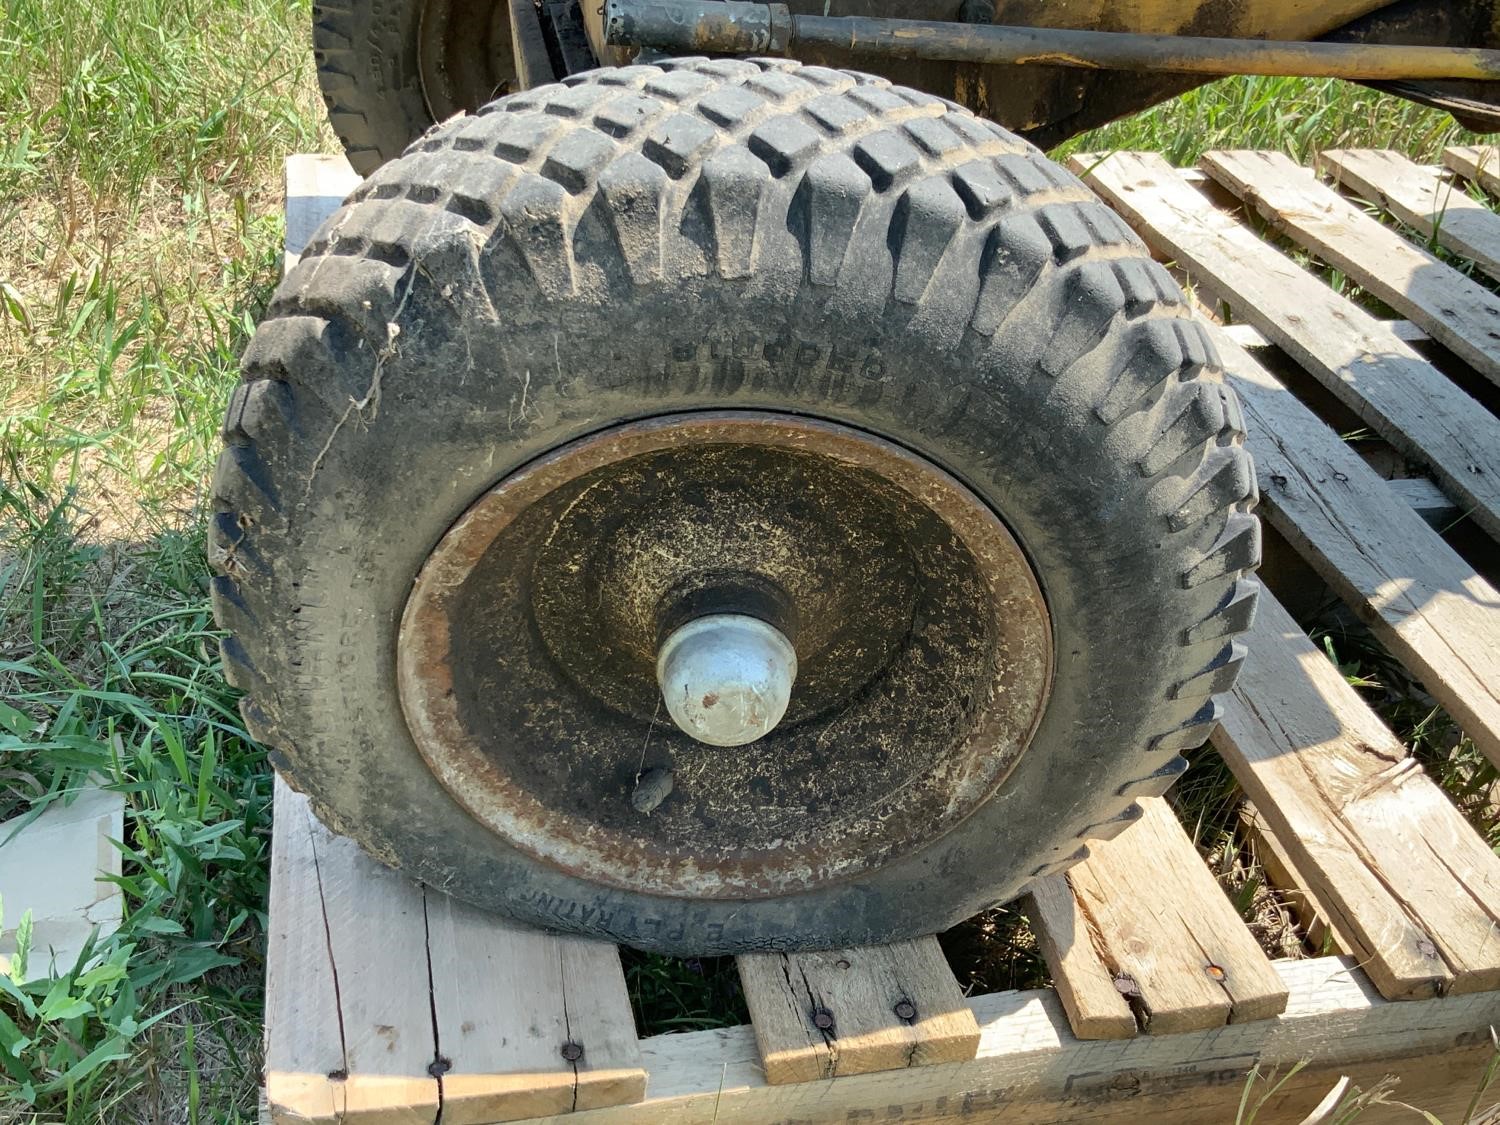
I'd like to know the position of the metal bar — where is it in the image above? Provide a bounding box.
[509,0,558,90]
[606,0,791,56]
[603,0,1500,81]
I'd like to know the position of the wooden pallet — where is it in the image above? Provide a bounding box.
[262,148,1500,1125]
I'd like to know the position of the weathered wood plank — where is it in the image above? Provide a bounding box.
[1064,797,1287,1036]
[264,784,347,1125]
[561,940,651,1111]
[267,779,646,1125]
[1024,876,1137,1041]
[736,939,979,1085]
[1445,144,1500,198]
[1072,150,1500,542]
[507,0,556,91]
[548,957,1500,1124]
[284,154,360,272]
[1386,476,1463,530]
[1318,149,1500,280]
[265,778,439,1125]
[426,896,575,1125]
[1214,589,1500,999]
[1220,319,1430,348]
[426,898,647,1124]
[1201,149,1500,389]
[1203,324,1500,772]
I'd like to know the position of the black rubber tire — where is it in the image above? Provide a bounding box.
[214,59,1260,955]
[314,0,516,176]
[314,0,429,175]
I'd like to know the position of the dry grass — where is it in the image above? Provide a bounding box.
[0,0,333,539]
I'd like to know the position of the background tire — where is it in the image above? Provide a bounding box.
[313,0,516,175]
[215,59,1259,954]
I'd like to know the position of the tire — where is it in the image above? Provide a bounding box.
[214,58,1259,955]
[313,0,516,176]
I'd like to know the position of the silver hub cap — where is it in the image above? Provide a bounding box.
[656,614,798,747]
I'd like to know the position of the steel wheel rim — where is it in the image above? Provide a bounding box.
[417,0,518,123]
[397,411,1053,898]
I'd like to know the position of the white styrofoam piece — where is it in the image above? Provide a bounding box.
[284,153,361,271]
[0,786,125,980]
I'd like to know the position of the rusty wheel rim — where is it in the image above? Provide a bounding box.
[417,0,517,123]
[398,412,1053,898]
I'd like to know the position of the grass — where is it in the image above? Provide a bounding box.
[620,950,749,1035]
[1,7,1499,1116]
[1055,74,1481,167]
[1,518,269,1119]
[1,0,323,1118]
[0,0,324,536]
[1234,1050,1500,1125]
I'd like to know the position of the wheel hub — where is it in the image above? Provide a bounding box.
[397,412,1053,898]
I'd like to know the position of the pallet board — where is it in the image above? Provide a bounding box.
[1447,145,1500,198]
[1213,590,1500,1001]
[267,779,647,1125]
[1079,151,1500,771]
[1068,149,1500,543]
[737,941,980,1085]
[1024,876,1136,1040]
[1203,149,1500,389]
[1318,149,1500,282]
[1058,796,1287,1035]
[486,963,1500,1124]
[264,150,1500,1124]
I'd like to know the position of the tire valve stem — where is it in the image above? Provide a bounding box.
[655,614,798,747]
[631,766,675,815]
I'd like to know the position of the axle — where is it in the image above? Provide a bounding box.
[604,0,1500,82]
